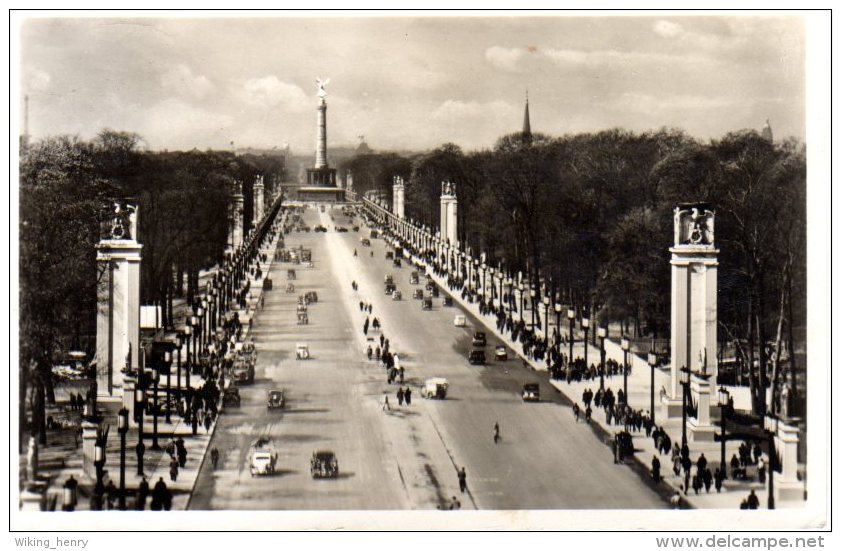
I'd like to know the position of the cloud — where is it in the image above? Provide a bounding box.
[607,92,737,114]
[433,99,515,121]
[24,67,51,93]
[485,46,526,71]
[653,20,684,38]
[543,48,701,68]
[137,98,234,149]
[240,76,308,111]
[160,64,214,99]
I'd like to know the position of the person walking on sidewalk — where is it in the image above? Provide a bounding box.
[404,387,412,405]
[136,476,149,511]
[169,457,179,482]
[382,393,390,412]
[457,467,467,493]
[211,447,219,469]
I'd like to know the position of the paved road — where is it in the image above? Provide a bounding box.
[190,205,667,510]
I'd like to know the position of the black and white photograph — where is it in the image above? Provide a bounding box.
[10,9,831,534]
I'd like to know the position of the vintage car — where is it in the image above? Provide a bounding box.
[472,332,487,347]
[421,377,449,399]
[305,291,319,303]
[222,387,241,408]
[468,349,486,366]
[422,297,433,311]
[370,230,379,238]
[314,225,327,232]
[413,289,424,300]
[393,258,402,268]
[286,283,295,293]
[361,238,371,247]
[249,438,278,476]
[522,383,540,402]
[409,271,420,284]
[297,311,308,325]
[310,450,339,478]
[337,227,348,233]
[385,283,397,296]
[431,286,439,297]
[392,290,402,301]
[267,389,285,410]
[385,251,394,260]
[232,363,255,385]
[453,314,467,327]
[443,297,454,307]
[384,275,394,285]
[352,226,360,232]
[287,269,296,280]
[296,342,310,360]
[494,345,508,361]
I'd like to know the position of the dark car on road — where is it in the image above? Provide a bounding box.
[422,297,433,310]
[472,332,487,347]
[361,238,371,247]
[443,297,454,307]
[311,450,339,478]
[222,387,241,408]
[468,349,486,365]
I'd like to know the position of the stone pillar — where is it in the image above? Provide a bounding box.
[253,175,265,225]
[81,419,101,481]
[95,205,142,398]
[315,98,327,169]
[231,183,244,251]
[440,181,458,246]
[122,375,137,426]
[688,375,716,441]
[775,421,804,501]
[393,176,405,219]
[665,204,718,419]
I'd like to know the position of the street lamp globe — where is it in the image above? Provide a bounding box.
[621,337,630,351]
[718,387,730,407]
[196,306,204,318]
[555,303,562,314]
[581,317,590,329]
[597,326,607,339]
[680,365,691,385]
[117,408,129,433]
[648,352,657,367]
[190,315,198,327]
[567,308,575,320]
[184,324,192,337]
[529,288,536,299]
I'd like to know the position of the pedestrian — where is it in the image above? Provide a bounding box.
[169,457,179,482]
[651,455,661,483]
[670,491,681,509]
[747,489,760,509]
[702,468,713,493]
[382,393,390,411]
[404,387,412,405]
[69,393,77,411]
[397,387,404,406]
[585,405,592,423]
[135,440,146,475]
[211,447,219,470]
[457,467,467,493]
[136,476,149,510]
[714,468,724,493]
[204,411,213,433]
[151,477,167,511]
[573,403,580,422]
[757,456,766,483]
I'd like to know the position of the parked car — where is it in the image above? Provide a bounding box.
[410,271,420,284]
[296,342,310,360]
[385,251,394,260]
[422,297,433,310]
[421,377,449,399]
[413,289,424,300]
[361,238,371,247]
[454,315,467,327]
[311,450,339,478]
[468,349,486,365]
[305,291,318,303]
[393,290,402,301]
[472,332,487,347]
[393,258,402,268]
[232,363,255,384]
[443,297,454,307]
[222,387,241,408]
[522,383,540,402]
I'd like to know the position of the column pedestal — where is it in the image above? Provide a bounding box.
[688,375,717,442]
[81,419,101,481]
[775,420,804,502]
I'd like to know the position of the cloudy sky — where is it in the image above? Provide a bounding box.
[19,15,805,153]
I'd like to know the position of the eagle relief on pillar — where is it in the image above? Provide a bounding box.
[673,203,714,247]
[441,181,457,197]
[106,202,139,241]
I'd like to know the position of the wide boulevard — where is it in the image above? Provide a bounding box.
[190,205,667,510]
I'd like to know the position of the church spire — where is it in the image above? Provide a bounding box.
[522,91,532,141]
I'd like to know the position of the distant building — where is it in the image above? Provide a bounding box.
[761,118,773,142]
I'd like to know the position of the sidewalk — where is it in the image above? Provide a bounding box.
[21,211,286,512]
[402,247,786,510]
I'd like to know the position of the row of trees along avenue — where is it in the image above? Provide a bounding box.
[342,128,806,418]
[19,129,285,447]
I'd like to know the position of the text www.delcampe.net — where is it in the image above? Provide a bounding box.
[655,536,826,550]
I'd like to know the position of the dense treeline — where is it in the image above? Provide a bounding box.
[19,129,284,445]
[344,128,806,416]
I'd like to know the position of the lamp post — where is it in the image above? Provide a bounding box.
[199,300,207,349]
[62,476,78,512]
[648,352,657,427]
[718,387,730,479]
[481,263,487,300]
[518,284,525,323]
[567,308,575,362]
[581,315,590,368]
[529,288,536,329]
[621,337,630,402]
[185,323,194,391]
[489,267,496,304]
[764,414,778,509]
[150,367,161,450]
[93,439,105,510]
[543,296,550,336]
[134,383,145,475]
[163,351,172,424]
[175,332,183,396]
[680,365,691,446]
[117,407,128,510]
[597,326,607,391]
